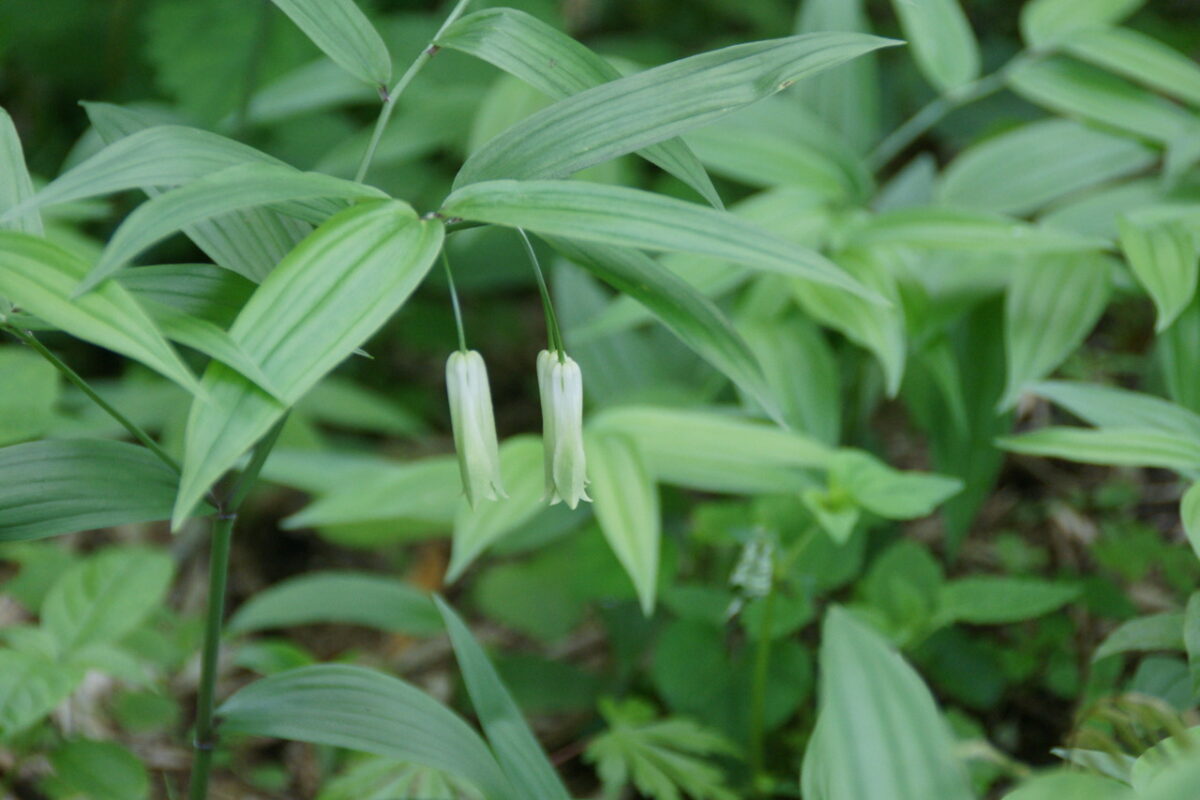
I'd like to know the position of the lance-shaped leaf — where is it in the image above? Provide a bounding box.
[1021,0,1145,47]
[442,180,879,303]
[218,665,515,800]
[1064,26,1200,108]
[453,31,900,188]
[999,427,1200,472]
[436,598,572,800]
[268,0,391,88]
[437,8,720,208]
[850,207,1109,252]
[1030,380,1200,443]
[120,264,256,328]
[1118,214,1199,332]
[586,432,661,615]
[173,201,443,527]
[80,163,385,293]
[888,0,979,93]
[795,0,881,153]
[0,107,42,235]
[0,440,195,542]
[0,233,202,396]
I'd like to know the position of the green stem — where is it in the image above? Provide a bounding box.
[518,229,564,356]
[2,324,179,472]
[186,414,288,800]
[748,582,777,792]
[442,251,468,352]
[354,0,473,183]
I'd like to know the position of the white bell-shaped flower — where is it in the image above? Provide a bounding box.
[446,350,506,507]
[537,349,590,509]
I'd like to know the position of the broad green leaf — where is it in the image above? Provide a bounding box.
[0,233,202,395]
[441,180,878,302]
[319,757,479,800]
[850,207,1108,252]
[435,598,571,800]
[1030,381,1200,443]
[802,606,973,800]
[1159,295,1200,415]
[218,665,515,800]
[454,32,900,188]
[0,651,81,739]
[1183,483,1200,560]
[937,119,1155,216]
[0,440,187,542]
[940,577,1079,625]
[999,427,1200,472]
[282,455,460,529]
[449,436,547,581]
[0,348,58,446]
[227,571,441,636]
[1008,57,1197,145]
[1118,215,1198,332]
[888,0,979,93]
[437,8,721,208]
[1020,0,1144,47]
[1004,771,1133,800]
[547,238,781,423]
[1065,26,1200,108]
[795,0,881,152]
[268,0,391,87]
[1002,253,1110,409]
[1186,593,1200,693]
[829,450,962,520]
[1039,178,1164,241]
[48,740,149,800]
[586,432,661,615]
[590,406,831,494]
[43,548,173,654]
[1093,613,1185,661]
[81,163,385,292]
[173,201,443,527]
[0,107,42,234]
[119,264,255,327]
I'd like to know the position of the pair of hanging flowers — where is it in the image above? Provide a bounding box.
[442,231,590,511]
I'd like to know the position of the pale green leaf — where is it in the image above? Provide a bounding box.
[999,427,1200,472]
[0,651,81,739]
[888,0,979,93]
[1003,771,1133,800]
[283,455,460,529]
[1093,613,1185,661]
[1065,26,1200,108]
[268,0,391,87]
[1182,483,1200,561]
[795,0,881,152]
[118,264,255,327]
[1020,0,1144,47]
[851,207,1109,252]
[1118,214,1198,332]
[1030,380,1200,443]
[0,107,42,235]
[830,450,962,520]
[939,577,1080,625]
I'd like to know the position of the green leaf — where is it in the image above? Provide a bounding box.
[1093,613,1185,661]
[268,0,391,87]
[802,607,973,800]
[319,757,480,800]
[81,163,385,292]
[795,0,881,153]
[0,107,42,235]
[1003,771,1133,800]
[118,264,255,328]
[1064,26,1200,108]
[43,547,173,654]
[999,427,1200,472]
[227,571,441,637]
[1183,483,1200,560]
[297,377,424,436]
[454,32,899,188]
[851,207,1109,252]
[173,201,443,527]
[436,8,721,208]
[0,348,58,446]
[547,239,782,423]
[888,0,979,93]
[48,740,149,800]
[0,233,202,395]
[586,432,661,615]
[1030,381,1200,443]
[1008,56,1196,145]
[937,119,1155,216]
[1020,0,1144,46]
[441,180,878,301]
[435,598,571,800]
[0,440,189,542]
[1002,253,1111,409]
[1185,593,1200,695]
[218,664,514,800]
[1118,214,1198,332]
[939,577,1080,625]
[589,406,832,494]
[0,651,81,740]
[830,450,962,520]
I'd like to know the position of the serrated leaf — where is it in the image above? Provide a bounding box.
[586,432,661,615]
[269,0,391,87]
[1118,214,1198,332]
[218,664,515,800]
[43,548,173,654]
[0,232,202,395]
[442,180,878,302]
[937,119,1155,216]
[435,598,571,800]
[437,8,720,208]
[0,440,191,542]
[1020,0,1144,47]
[999,427,1200,472]
[939,577,1079,625]
[173,201,443,527]
[1093,613,1185,661]
[454,32,899,188]
[80,163,385,293]
[888,0,979,93]
[0,107,42,235]
[227,571,441,636]
[1002,253,1110,409]
[851,207,1109,252]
